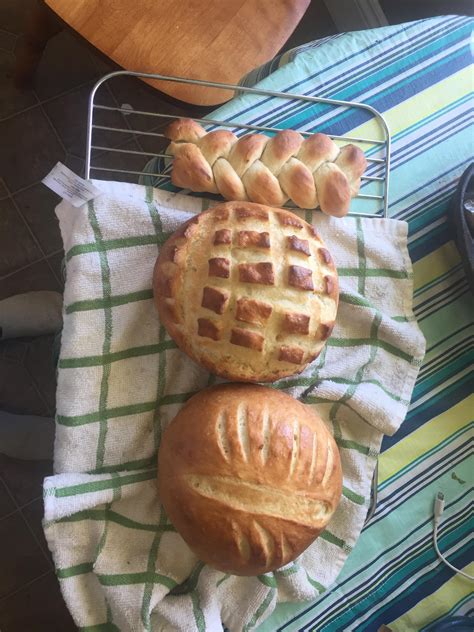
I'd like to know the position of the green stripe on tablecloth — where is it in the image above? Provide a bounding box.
[305,395,372,426]
[91,455,157,474]
[65,233,170,261]
[342,486,366,505]
[356,218,366,294]
[87,199,113,471]
[59,341,176,368]
[327,376,409,404]
[99,571,177,589]
[320,530,352,553]
[275,564,299,578]
[338,268,409,278]
[52,469,156,497]
[78,624,119,632]
[339,291,413,322]
[141,509,169,630]
[258,575,278,588]
[190,591,206,632]
[170,562,205,595]
[216,574,230,588]
[57,401,157,426]
[57,562,93,578]
[66,290,153,313]
[243,590,276,632]
[158,392,196,406]
[327,336,415,363]
[55,509,175,533]
[305,572,326,593]
[336,438,372,455]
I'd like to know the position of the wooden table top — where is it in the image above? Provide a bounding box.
[45,0,309,105]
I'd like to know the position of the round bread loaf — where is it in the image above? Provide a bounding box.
[153,201,338,382]
[158,384,342,576]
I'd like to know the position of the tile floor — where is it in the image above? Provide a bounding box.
[0,0,463,629]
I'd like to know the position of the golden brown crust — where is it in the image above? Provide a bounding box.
[288,235,311,256]
[239,262,275,286]
[201,286,230,315]
[278,345,305,364]
[158,384,343,575]
[208,257,230,279]
[153,201,339,382]
[198,318,221,341]
[283,312,310,335]
[214,229,232,245]
[288,265,314,291]
[230,328,264,352]
[165,119,366,215]
[236,298,273,326]
[237,231,271,249]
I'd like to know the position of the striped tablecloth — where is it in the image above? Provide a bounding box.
[146,14,474,630]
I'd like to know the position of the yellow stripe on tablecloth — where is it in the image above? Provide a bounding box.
[339,67,472,141]
[387,564,474,631]
[378,395,472,484]
[413,241,462,292]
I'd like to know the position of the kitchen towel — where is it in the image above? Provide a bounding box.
[43,179,425,631]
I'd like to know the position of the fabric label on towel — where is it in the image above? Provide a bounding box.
[42,162,102,207]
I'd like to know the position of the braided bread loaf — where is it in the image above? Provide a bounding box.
[165,118,367,216]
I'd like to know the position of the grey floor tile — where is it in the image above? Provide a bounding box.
[0,49,38,119]
[46,250,65,289]
[0,260,61,301]
[0,198,42,276]
[0,28,17,53]
[0,511,50,598]
[34,31,103,102]
[0,571,77,632]
[0,105,65,192]
[0,178,8,198]
[43,81,132,159]
[21,497,53,565]
[90,138,149,183]
[0,355,50,417]
[0,478,15,518]
[0,455,52,507]
[0,0,37,36]
[106,73,193,133]
[23,334,57,415]
[13,183,62,256]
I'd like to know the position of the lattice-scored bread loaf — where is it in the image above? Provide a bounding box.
[165,118,367,216]
[153,201,339,382]
[158,384,343,575]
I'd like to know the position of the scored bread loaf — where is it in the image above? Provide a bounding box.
[165,118,367,216]
[153,201,339,382]
[158,384,343,576]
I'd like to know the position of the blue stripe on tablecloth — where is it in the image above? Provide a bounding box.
[382,377,472,449]
[303,503,471,630]
[370,441,471,523]
[219,16,468,132]
[279,490,470,630]
[234,19,471,139]
[353,532,472,630]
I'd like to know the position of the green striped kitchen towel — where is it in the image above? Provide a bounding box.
[43,179,425,631]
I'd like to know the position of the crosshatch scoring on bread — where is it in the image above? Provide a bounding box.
[153,201,339,382]
[165,118,368,217]
[158,384,343,575]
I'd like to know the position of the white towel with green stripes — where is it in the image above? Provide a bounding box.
[43,180,425,632]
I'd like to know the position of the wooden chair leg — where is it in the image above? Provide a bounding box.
[14,0,63,89]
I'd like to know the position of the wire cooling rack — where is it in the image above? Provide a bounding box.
[85,70,391,219]
[85,70,383,521]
